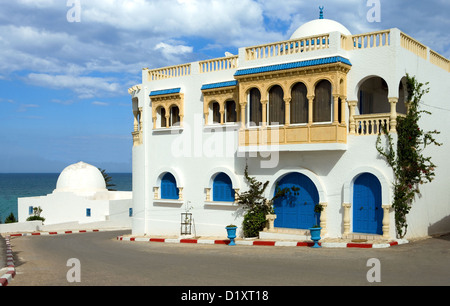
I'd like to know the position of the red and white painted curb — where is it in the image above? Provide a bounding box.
[8,229,102,237]
[117,236,406,248]
[0,236,16,286]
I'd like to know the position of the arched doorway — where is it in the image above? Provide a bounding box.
[353,173,382,234]
[273,172,320,229]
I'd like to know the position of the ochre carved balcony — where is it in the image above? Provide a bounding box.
[238,123,347,151]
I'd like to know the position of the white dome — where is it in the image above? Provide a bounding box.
[55,161,107,194]
[290,18,352,40]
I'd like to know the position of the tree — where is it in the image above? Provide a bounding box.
[99,168,117,191]
[376,74,441,238]
[5,212,17,224]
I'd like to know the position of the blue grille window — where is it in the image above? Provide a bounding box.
[29,206,34,215]
[161,173,179,200]
[213,173,235,202]
[129,208,133,217]
[86,208,91,217]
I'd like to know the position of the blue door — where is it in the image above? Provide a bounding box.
[273,173,319,229]
[353,173,382,234]
[213,173,235,202]
[161,173,179,200]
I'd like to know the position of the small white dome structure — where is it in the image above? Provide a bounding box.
[55,161,107,194]
[290,7,351,39]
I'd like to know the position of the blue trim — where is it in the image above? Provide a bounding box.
[234,56,352,77]
[353,173,383,234]
[213,173,235,202]
[149,88,181,97]
[201,80,238,90]
[161,173,179,200]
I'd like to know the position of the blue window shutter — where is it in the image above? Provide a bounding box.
[161,173,179,200]
[213,173,234,202]
[86,208,91,217]
[29,206,34,215]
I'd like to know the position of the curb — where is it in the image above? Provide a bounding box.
[0,236,16,286]
[8,229,101,237]
[116,236,406,249]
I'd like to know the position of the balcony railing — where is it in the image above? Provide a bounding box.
[199,55,238,73]
[245,34,330,61]
[341,30,391,50]
[353,113,406,136]
[148,63,191,81]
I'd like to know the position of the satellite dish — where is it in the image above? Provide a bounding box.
[225,52,234,57]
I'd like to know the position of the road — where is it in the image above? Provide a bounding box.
[6,230,450,287]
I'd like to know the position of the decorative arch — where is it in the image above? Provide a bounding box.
[155,166,184,188]
[267,167,327,203]
[204,166,240,190]
[342,166,391,205]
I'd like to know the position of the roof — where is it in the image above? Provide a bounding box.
[290,18,352,40]
[234,56,352,77]
[201,80,238,90]
[149,88,181,96]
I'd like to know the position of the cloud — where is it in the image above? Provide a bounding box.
[25,73,122,99]
[92,101,109,106]
[17,104,39,112]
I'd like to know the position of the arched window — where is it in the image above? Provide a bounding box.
[161,173,179,200]
[213,172,234,202]
[291,82,308,124]
[225,100,237,123]
[249,88,262,127]
[268,85,285,125]
[157,107,166,128]
[314,80,332,123]
[210,101,220,124]
[170,106,180,127]
[358,77,389,114]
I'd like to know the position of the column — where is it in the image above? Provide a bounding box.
[342,203,351,237]
[382,205,391,239]
[133,111,139,132]
[284,97,291,126]
[348,100,357,134]
[333,95,340,124]
[261,99,268,127]
[340,96,347,125]
[240,102,246,129]
[319,202,328,235]
[178,187,184,201]
[234,189,240,203]
[205,188,211,201]
[389,97,398,133]
[307,95,314,125]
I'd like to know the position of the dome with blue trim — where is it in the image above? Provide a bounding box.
[290,7,352,39]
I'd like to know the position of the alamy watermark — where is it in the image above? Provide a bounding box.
[67,258,81,283]
[367,0,381,23]
[366,258,381,283]
[67,0,81,23]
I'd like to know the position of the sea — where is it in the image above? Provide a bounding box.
[0,173,132,223]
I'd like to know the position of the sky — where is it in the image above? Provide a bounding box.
[0,0,449,173]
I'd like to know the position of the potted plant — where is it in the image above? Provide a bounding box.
[225,224,238,246]
[309,203,323,248]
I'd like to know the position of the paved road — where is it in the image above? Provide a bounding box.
[6,230,450,287]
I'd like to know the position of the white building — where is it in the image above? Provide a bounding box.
[18,162,133,228]
[128,10,450,240]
